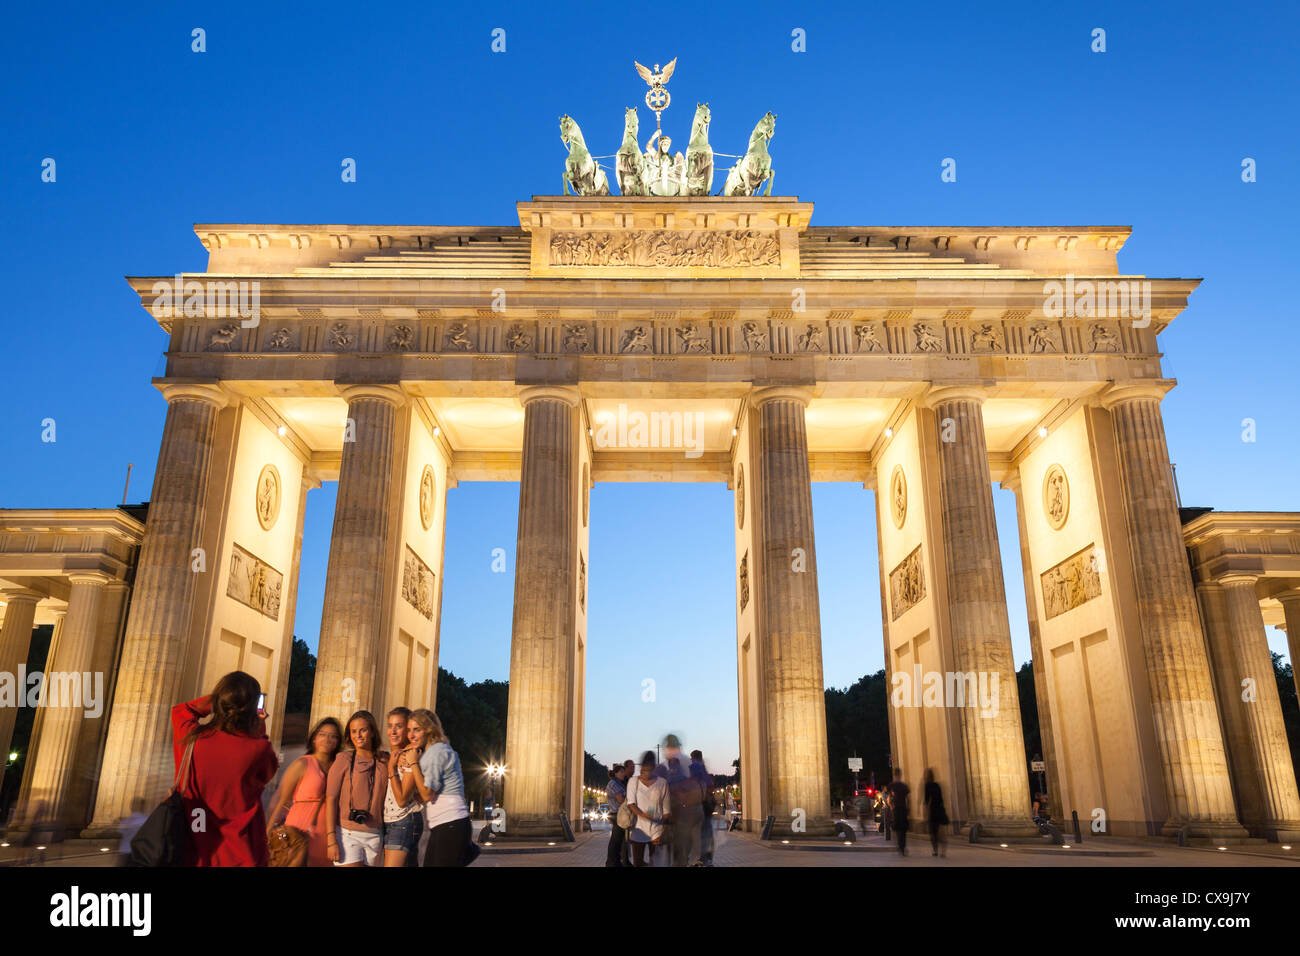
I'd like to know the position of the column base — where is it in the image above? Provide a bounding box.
[496,815,574,842]
[79,821,126,841]
[967,816,1040,838]
[1160,819,1251,841]
[1244,822,1300,843]
[763,816,838,840]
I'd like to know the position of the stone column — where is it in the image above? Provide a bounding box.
[1279,591,1300,706]
[1100,384,1245,838]
[1196,582,1263,826]
[85,383,225,836]
[1003,473,1063,814]
[17,572,110,827]
[503,386,580,838]
[0,588,44,794]
[270,473,317,751]
[1218,574,1300,839]
[924,386,1034,836]
[751,386,834,838]
[309,386,406,728]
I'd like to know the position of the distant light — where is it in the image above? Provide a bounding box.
[0,842,8,848]
[999,843,1008,848]
[884,428,893,438]
[1061,844,1071,849]
[1037,427,1048,438]
[100,847,110,853]
[781,839,790,845]
[36,846,46,851]
[1218,846,1227,851]
[547,841,556,846]
[277,425,287,436]
[843,841,851,845]
[1284,845,1293,850]
[433,426,440,436]
[732,428,738,437]
[588,428,593,436]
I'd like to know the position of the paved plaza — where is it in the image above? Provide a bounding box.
[10,819,1299,869]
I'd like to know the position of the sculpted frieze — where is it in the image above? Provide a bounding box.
[226,543,282,620]
[1040,544,1103,620]
[401,545,436,620]
[549,229,779,268]
[889,545,926,621]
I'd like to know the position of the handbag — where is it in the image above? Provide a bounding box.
[268,824,310,867]
[616,799,636,829]
[617,779,638,829]
[126,737,196,867]
[268,769,323,868]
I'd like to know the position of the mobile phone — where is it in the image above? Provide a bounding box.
[257,693,266,712]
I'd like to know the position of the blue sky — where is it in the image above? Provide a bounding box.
[2,2,1297,772]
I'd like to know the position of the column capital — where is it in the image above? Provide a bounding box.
[1097,380,1175,410]
[517,385,581,408]
[0,587,44,605]
[1275,588,1300,608]
[999,470,1024,495]
[1218,572,1262,589]
[750,385,813,408]
[338,384,408,406]
[66,571,113,588]
[155,381,229,408]
[920,383,990,409]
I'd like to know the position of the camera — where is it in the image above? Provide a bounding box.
[348,809,369,825]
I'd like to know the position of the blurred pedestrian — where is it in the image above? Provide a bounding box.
[887,768,910,856]
[657,734,704,867]
[691,749,714,866]
[923,767,948,857]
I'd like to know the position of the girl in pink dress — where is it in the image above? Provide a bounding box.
[266,717,343,867]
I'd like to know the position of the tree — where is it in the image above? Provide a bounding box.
[823,670,890,804]
[284,638,315,714]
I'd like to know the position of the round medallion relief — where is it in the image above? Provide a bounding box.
[255,464,281,531]
[889,465,907,529]
[736,465,746,530]
[419,465,436,530]
[582,463,589,528]
[1043,463,1070,530]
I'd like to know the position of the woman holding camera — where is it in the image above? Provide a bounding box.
[324,710,389,867]
[170,671,279,867]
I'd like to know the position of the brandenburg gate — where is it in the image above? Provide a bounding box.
[4,192,1300,843]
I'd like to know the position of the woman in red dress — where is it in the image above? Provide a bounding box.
[171,671,279,866]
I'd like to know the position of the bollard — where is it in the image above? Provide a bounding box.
[1072,810,1083,843]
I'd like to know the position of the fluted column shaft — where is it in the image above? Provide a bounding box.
[752,388,834,837]
[271,475,316,750]
[0,589,43,793]
[18,573,109,825]
[927,388,1033,835]
[1103,388,1243,837]
[503,387,580,836]
[1219,575,1300,838]
[310,388,405,728]
[1279,592,1300,706]
[1006,476,1063,812]
[85,386,224,835]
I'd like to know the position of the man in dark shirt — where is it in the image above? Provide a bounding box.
[887,769,911,856]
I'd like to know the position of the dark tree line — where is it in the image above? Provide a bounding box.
[284,642,1300,808]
